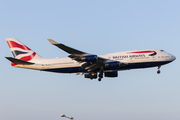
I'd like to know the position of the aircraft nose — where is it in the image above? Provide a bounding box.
[171,55,176,61]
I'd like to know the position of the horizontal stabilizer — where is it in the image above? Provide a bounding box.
[5,57,34,65]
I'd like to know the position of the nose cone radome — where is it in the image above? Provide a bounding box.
[171,55,176,61]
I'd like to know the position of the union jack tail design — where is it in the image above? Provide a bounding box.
[6,38,42,64]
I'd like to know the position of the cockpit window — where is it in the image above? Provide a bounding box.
[161,50,165,52]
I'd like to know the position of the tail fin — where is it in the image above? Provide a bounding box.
[6,38,42,63]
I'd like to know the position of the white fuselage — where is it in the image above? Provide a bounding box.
[13,49,176,73]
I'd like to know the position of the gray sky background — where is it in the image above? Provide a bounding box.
[0,0,180,120]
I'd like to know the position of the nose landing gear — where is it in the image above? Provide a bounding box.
[157,66,161,74]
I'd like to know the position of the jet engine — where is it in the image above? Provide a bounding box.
[104,71,118,77]
[105,62,121,69]
[80,55,97,62]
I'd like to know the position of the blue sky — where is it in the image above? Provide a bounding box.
[0,0,180,120]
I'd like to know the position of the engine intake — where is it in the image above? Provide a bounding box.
[105,71,118,77]
[81,55,97,62]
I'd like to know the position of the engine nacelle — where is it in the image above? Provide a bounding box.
[105,62,121,69]
[80,55,97,62]
[104,71,118,77]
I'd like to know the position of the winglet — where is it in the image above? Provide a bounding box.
[48,39,59,45]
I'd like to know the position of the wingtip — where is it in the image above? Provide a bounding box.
[48,39,59,44]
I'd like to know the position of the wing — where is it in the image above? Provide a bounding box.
[48,39,86,55]
[48,39,128,72]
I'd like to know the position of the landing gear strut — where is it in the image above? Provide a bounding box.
[157,66,161,74]
[98,70,103,81]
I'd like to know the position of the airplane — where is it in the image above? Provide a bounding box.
[5,38,176,81]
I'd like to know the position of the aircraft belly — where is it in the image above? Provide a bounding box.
[13,64,43,70]
[118,61,172,70]
[14,60,172,73]
[42,67,86,73]
[41,61,172,73]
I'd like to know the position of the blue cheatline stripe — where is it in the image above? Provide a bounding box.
[149,52,157,56]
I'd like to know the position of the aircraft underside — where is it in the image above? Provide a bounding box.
[41,60,172,81]
[42,61,172,73]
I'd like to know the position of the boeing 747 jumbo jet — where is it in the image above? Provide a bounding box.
[5,38,176,81]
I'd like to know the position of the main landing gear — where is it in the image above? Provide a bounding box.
[157,66,161,74]
[89,73,97,80]
[87,72,103,81]
[84,70,104,81]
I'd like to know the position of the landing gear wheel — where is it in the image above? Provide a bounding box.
[157,70,160,74]
[98,69,103,82]
[98,74,103,78]
[99,75,103,78]
[157,66,161,74]
[90,74,93,80]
